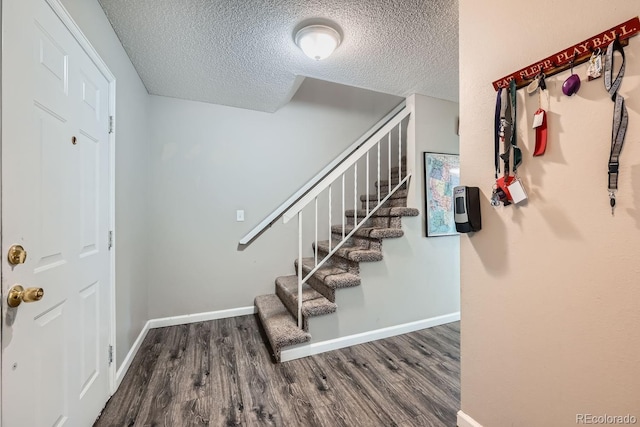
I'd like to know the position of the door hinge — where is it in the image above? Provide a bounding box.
[109,115,114,134]
[108,345,113,365]
[108,230,113,250]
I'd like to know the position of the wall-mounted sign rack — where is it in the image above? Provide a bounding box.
[492,17,640,91]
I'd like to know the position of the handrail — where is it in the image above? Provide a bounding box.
[238,100,407,246]
[282,107,411,224]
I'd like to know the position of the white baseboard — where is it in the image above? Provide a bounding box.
[280,311,460,362]
[457,410,483,427]
[114,306,256,389]
[148,306,256,329]
[114,320,151,389]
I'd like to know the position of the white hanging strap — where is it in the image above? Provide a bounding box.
[604,38,628,214]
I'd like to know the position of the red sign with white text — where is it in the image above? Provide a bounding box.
[492,17,640,90]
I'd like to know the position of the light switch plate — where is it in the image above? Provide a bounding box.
[236,210,245,222]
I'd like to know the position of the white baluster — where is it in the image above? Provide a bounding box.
[298,211,303,329]
[388,132,391,196]
[366,151,370,215]
[399,124,402,180]
[354,163,358,227]
[328,184,332,251]
[314,196,318,267]
[342,173,345,240]
[377,141,381,206]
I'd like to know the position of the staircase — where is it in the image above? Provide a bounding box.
[239,101,413,362]
[254,165,418,362]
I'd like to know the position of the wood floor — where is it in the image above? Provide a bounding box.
[94,315,460,427]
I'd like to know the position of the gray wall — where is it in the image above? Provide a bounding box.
[147,79,404,318]
[60,0,150,368]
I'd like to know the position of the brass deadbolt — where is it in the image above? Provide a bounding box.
[7,285,44,308]
[7,245,27,265]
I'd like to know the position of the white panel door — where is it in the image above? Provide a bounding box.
[2,0,112,426]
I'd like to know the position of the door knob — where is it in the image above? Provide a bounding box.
[7,245,27,265]
[7,285,44,308]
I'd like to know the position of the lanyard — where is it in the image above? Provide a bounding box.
[494,88,502,179]
[499,87,511,178]
[494,81,520,180]
[492,81,522,207]
[604,38,628,213]
[509,80,521,174]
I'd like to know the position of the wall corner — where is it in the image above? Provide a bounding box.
[405,94,418,209]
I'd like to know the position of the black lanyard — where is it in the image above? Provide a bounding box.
[494,80,520,180]
[604,38,628,213]
[508,80,521,174]
[494,88,502,179]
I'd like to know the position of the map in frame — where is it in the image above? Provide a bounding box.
[424,152,460,237]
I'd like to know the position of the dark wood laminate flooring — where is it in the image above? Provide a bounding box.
[94,315,460,427]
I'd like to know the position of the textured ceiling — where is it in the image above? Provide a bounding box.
[98,0,459,113]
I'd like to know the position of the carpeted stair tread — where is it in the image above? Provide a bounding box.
[360,197,407,209]
[296,258,361,289]
[255,294,310,361]
[345,207,419,218]
[275,275,337,321]
[359,189,408,209]
[377,183,408,193]
[375,178,402,188]
[331,224,404,239]
[360,189,409,202]
[314,240,383,262]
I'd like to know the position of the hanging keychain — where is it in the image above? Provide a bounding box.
[562,57,581,96]
[587,48,603,81]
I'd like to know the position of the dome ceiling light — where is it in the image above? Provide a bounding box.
[295,24,341,61]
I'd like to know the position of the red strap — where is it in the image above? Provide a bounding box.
[533,108,547,156]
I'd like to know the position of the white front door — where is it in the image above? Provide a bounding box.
[2,0,113,425]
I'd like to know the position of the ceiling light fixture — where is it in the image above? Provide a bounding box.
[295,24,341,61]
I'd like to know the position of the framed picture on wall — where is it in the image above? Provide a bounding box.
[423,152,460,237]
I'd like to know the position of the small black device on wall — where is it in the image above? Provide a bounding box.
[454,186,481,233]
